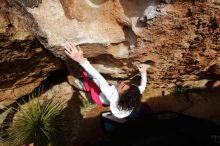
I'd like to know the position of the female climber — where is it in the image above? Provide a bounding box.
[64,42,151,119]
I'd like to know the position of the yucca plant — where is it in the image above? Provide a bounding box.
[1,93,66,146]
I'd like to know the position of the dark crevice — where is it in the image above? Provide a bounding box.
[42,67,68,91]
[123,26,137,48]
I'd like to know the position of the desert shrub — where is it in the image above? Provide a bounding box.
[174,85,190,94]
[1,93,66,146]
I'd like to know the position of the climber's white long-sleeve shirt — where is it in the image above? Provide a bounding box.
[81,60,147,118]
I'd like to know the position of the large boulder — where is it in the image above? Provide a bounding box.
[0,0,219,106]
[0,1,220,145]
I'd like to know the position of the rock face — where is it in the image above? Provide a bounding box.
[138,1,220,97]
[0,0,62,107]
[26,0,220,93]
[0,0,220,145]
[0,0,220,106]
